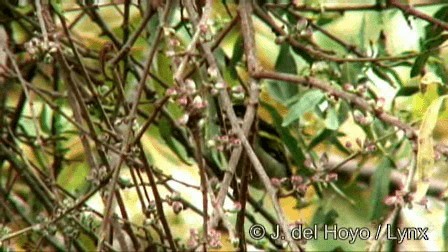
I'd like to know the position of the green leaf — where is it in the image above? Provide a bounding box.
[359,15,366,48]
[282,90,324,126]
[415,95,448,201]
[370,157,393,220]
[425,6,448,39]
[158,119,194,165]
[40,104,51,134]
[395,86,419,97]
[410,52,430,78]
[337,101,350,124]
[231,36,244,65]
[429,59,448,84]
[261,102,306,168]
[423,33,448,50]
[50,0,64,15]
[341,62,364,84]
[308,129,334,150]
[267,44,298,103]
[325,107,339,130]
[291,45,313,64]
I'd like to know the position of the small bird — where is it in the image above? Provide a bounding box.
[241,118,291,189]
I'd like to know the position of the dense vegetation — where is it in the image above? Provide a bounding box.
[1,0,448,251]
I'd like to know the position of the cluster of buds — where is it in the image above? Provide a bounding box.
[353,110,373,126]
[198,19,215,43]
[186,228,200,249]
[290,175,309,196]
[231,85,245,100]
[344,83,387,114]
[311,61,330,75]
[86,165,108,186]
[166,79,208,126]
[163,27,185,66]
[294,18,313,39]
[206,66,245,100]
[310,61,341,79]
[312,172,338,183]
[208,228,223,249]
[25,37,58,63]
[346,137,377,154]
[353,138,377,154]
[304,153,329,171]
[206,66,226,96]
[384,189,415,208]
[207,134,241,151]
[373,97,386,112]
[270,177,288,189]
[363,140,377,153]
[185,228,222,249]
[343,83,368,97]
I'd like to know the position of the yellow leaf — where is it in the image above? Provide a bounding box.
[415,95,447,201]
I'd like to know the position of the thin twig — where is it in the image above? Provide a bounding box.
[184,0,301,250]
[390,0,448,31]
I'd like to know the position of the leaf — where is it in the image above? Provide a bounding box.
[429,59,448,84]
[40,104,51,134]
[337,101,349,124]
[395,86,419,97]
[267,44,298,103]
[410,52,430,78]
[415,95,448,201]
[158,119,194,165]
[231,36,244,65]
[370,157,393,220]
[308,129,334,150]
[340,62,364,84]
[261,101,306,168]
[50,0,64,16]
[359,15,366,51]
[291,45,313,64]
[325,107,339,130]
[425,6,448,39]
[423,33,448,50]
[282,90,324,127]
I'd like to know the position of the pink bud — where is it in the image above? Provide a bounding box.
[177,96,188,106]
[343,83,354,92]
[166,87,178,96]
[345,141,352,149]
[271,178,282,188]
[178,114,189,125]
[291,175,303,185]
[325,173,338,182]
[384,195,397,206]
[172,201,183,214]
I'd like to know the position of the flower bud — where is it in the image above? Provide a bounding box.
[185,79,196,94]
[178,114,189,125]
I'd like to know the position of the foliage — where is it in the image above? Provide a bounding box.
[1,0,448,251]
